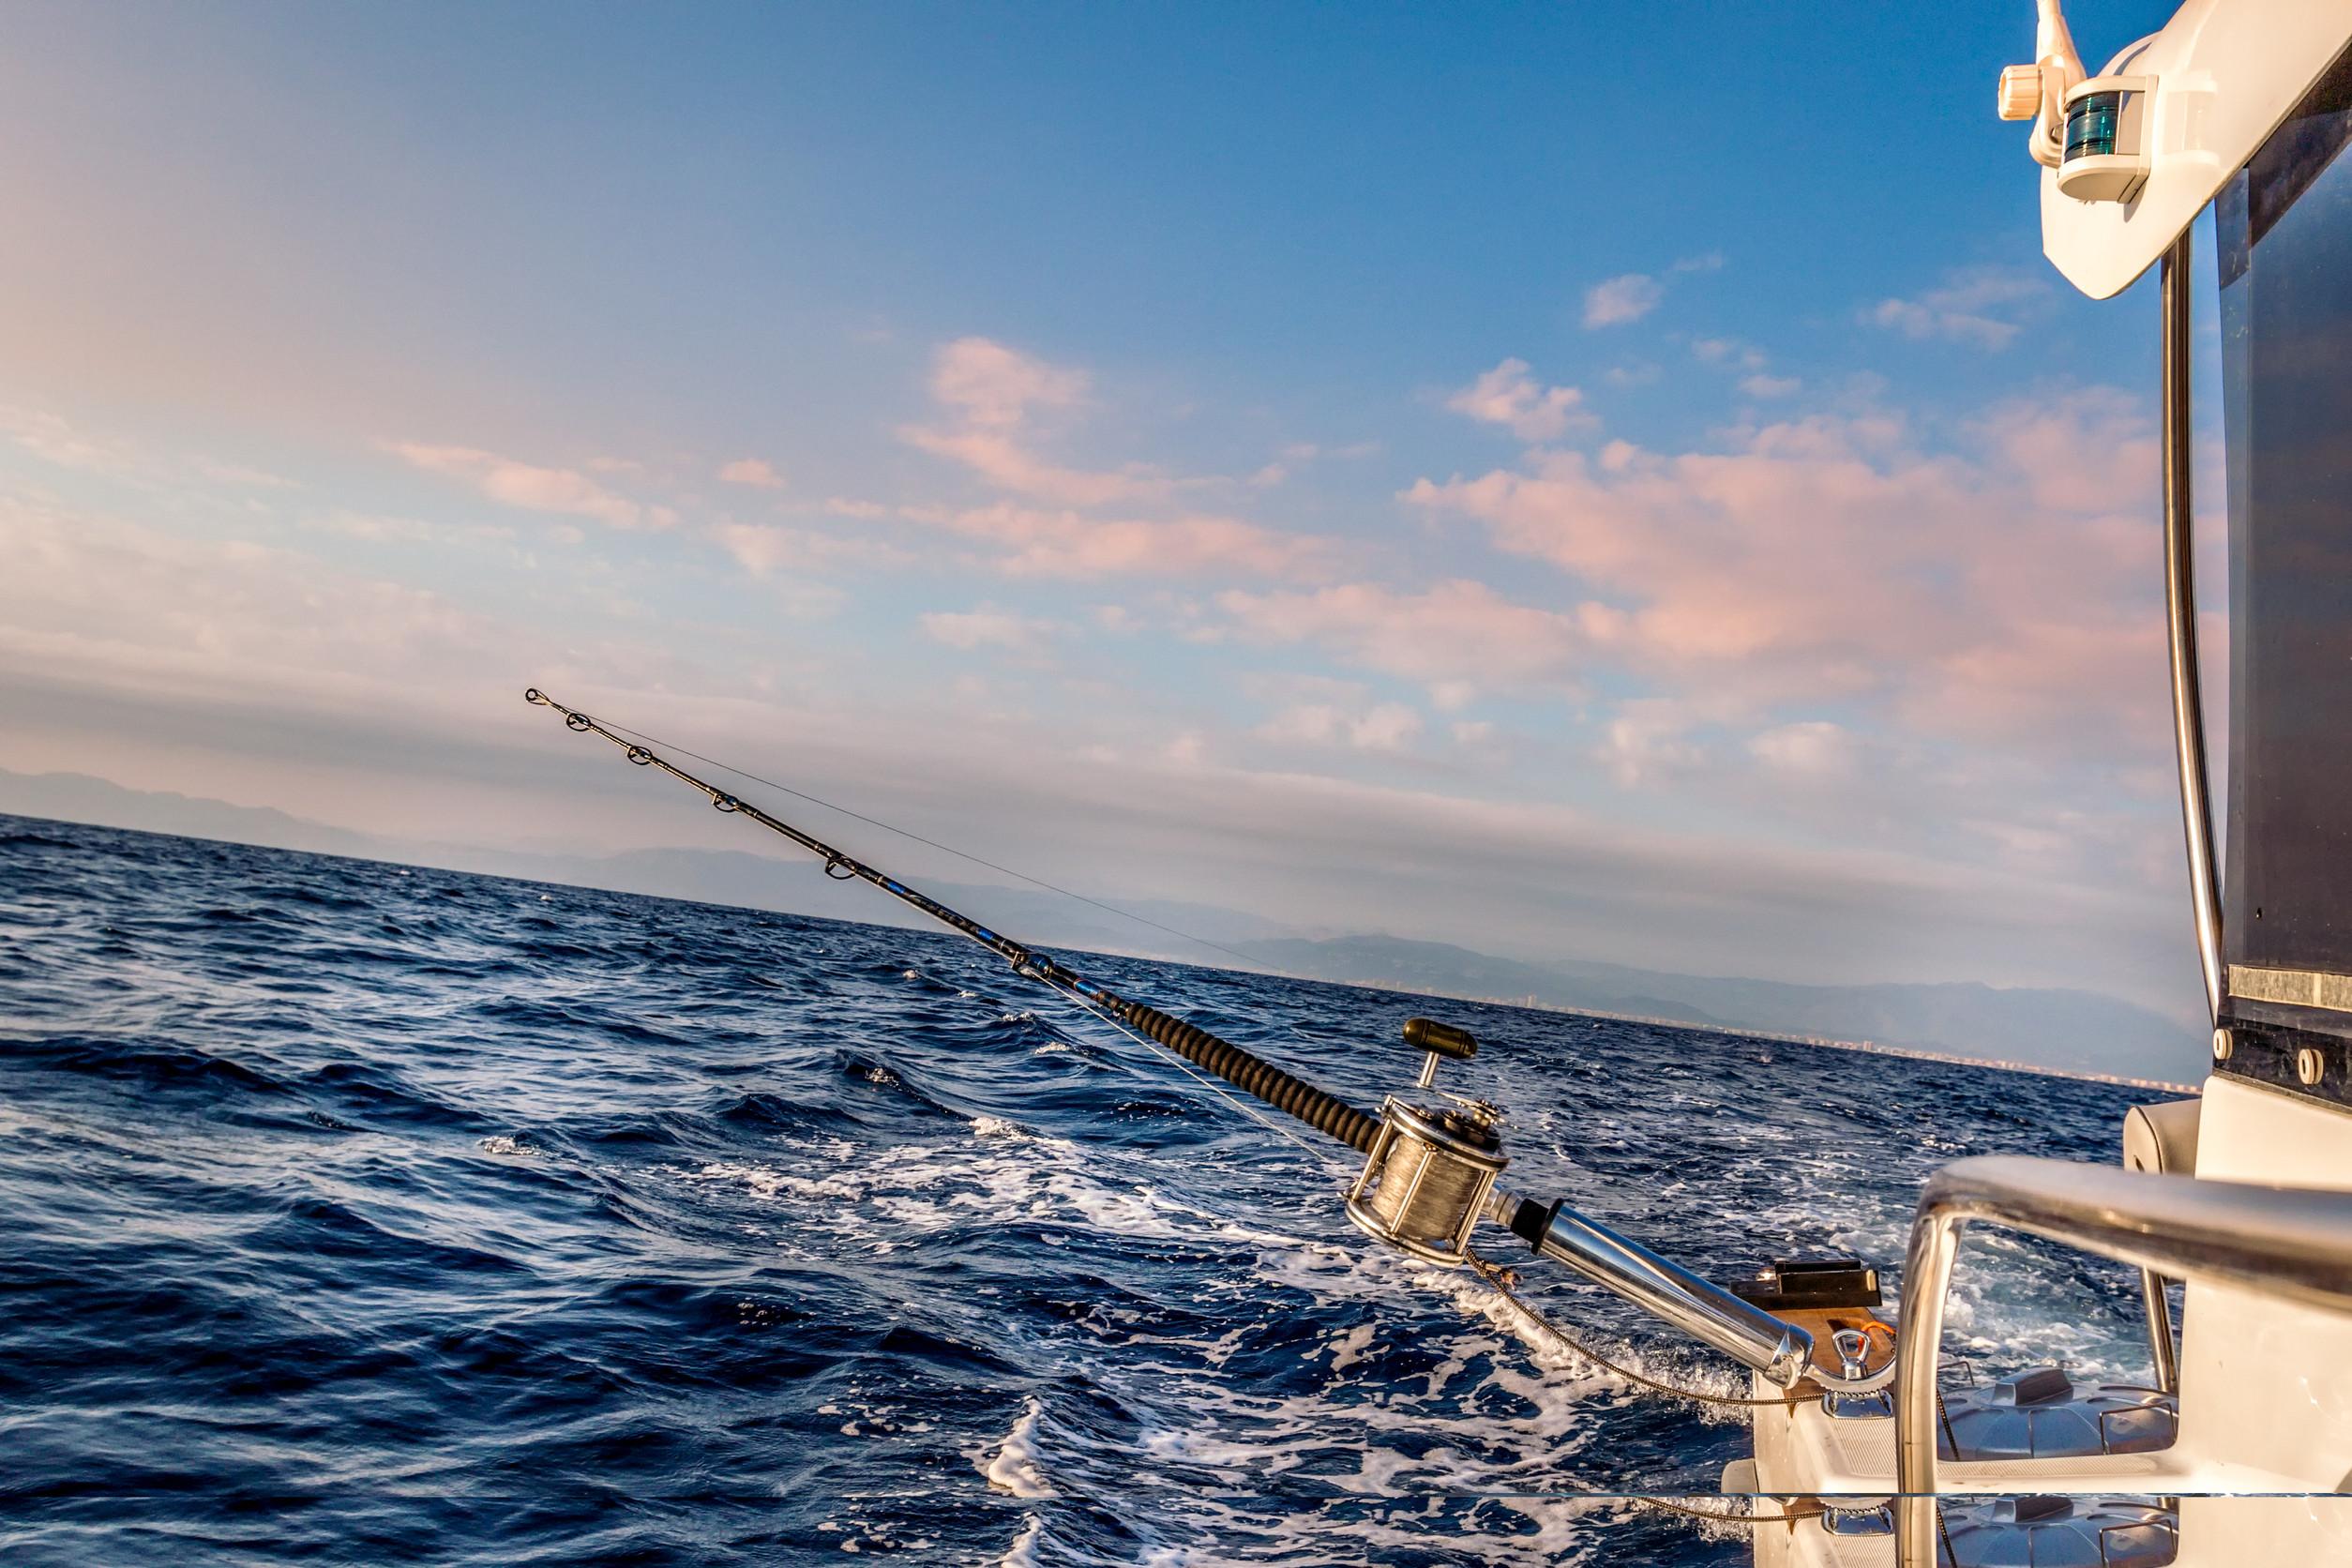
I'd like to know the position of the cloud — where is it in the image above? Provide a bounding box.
[1864,268,2048,351]
[1215,579,1591,692]
[1600,697,1711,788]
[709,520,911,576]
[903,426,1175,506]
[0,490,524,701]
[1,406,140,474]
[928,336,1088,430]
[905,501,1331,580]
[390,443,671,529]
[1694,339,1798,399]
[919,605,1060,652]
[1447,359,1591,442]
[0,400,2207,1025]
[314,510,516,546]
[897,338,1332,578]
[192,457,294,488]
[1258,701,1424,752]
[1584,274,1664,327]
[1693,339,1766,369]
[718,459,784,489]
[900,337,1177,506]
[1403,390,2167,760]
[1749,719,1856,775]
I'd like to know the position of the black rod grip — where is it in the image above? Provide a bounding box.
[1111,998,1380,1153]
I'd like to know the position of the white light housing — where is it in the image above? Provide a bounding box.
[2030,0,2352,300]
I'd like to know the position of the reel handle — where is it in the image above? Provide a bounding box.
[1402,1017,1477,1089]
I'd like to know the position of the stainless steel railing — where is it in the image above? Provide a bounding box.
[1892,1155,2352,1568]
[2161,228,2225,1025]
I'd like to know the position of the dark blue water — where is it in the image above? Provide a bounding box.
[0,815,2166,1565]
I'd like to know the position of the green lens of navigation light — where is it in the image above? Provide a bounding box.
[2065,91,2122,161]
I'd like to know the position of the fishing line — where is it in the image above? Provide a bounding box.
[1629,1496,1831,1527]
[905,958,1333,1161]
[525,687,1383,1157]
[526,686,1878,1416]
[1075,1002,1337,1163]
[1468,1254,1817,1409]
[592,716,1286,978]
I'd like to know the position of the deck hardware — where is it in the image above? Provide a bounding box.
[1821,1328,1896,1420]
[1728,1257,1881,1310]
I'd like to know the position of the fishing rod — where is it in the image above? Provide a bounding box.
[523,687,1896,1398]
[522,688,1375,1151]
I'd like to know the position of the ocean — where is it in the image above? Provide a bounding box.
[0,814,2169,1565]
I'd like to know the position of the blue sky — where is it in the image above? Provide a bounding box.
[0,0,2220,1018]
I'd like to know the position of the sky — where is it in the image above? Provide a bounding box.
[0,0,2224,1022]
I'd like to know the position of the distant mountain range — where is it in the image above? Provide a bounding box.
[1233,934,2204,1085]
[0,767,1288,956]
[0,766,2205,1084]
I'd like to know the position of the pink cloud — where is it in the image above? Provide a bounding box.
[902,337,1174,505]
[1447,359,1591,442]
[1863,267,2047,352]
[919,605,1060,652]
[1404,393,2166,757]
[899,428,1174,506]
[910,502,1331,580]
[897,337,1334,578]
[928,336,1088,429]
[1258,701,1424,752]
[708,521,912,576]
[391,444,671,530]
[1215,579,1592,690]
[717,458,784,489]
[1584,273,1663,326]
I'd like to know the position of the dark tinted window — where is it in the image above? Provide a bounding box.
[2220,44,2352,1013]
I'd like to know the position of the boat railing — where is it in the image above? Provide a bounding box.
[1892,1153,2352,1567]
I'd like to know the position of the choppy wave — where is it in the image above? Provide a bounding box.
[0,815,2164,1564]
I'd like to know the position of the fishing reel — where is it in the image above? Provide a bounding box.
[1343,1018,1509,1268]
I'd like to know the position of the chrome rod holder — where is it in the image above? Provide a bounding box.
[1522,1201,1817,1388]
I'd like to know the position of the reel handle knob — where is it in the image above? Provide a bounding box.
[1402,1018,1477,1059]
[1402,1018,1478,1090]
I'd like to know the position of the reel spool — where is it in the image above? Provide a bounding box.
[1343,1018,1509,1268]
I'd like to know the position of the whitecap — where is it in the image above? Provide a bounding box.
[978,1396,1059,1498]
[995,1515,1045,1568]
